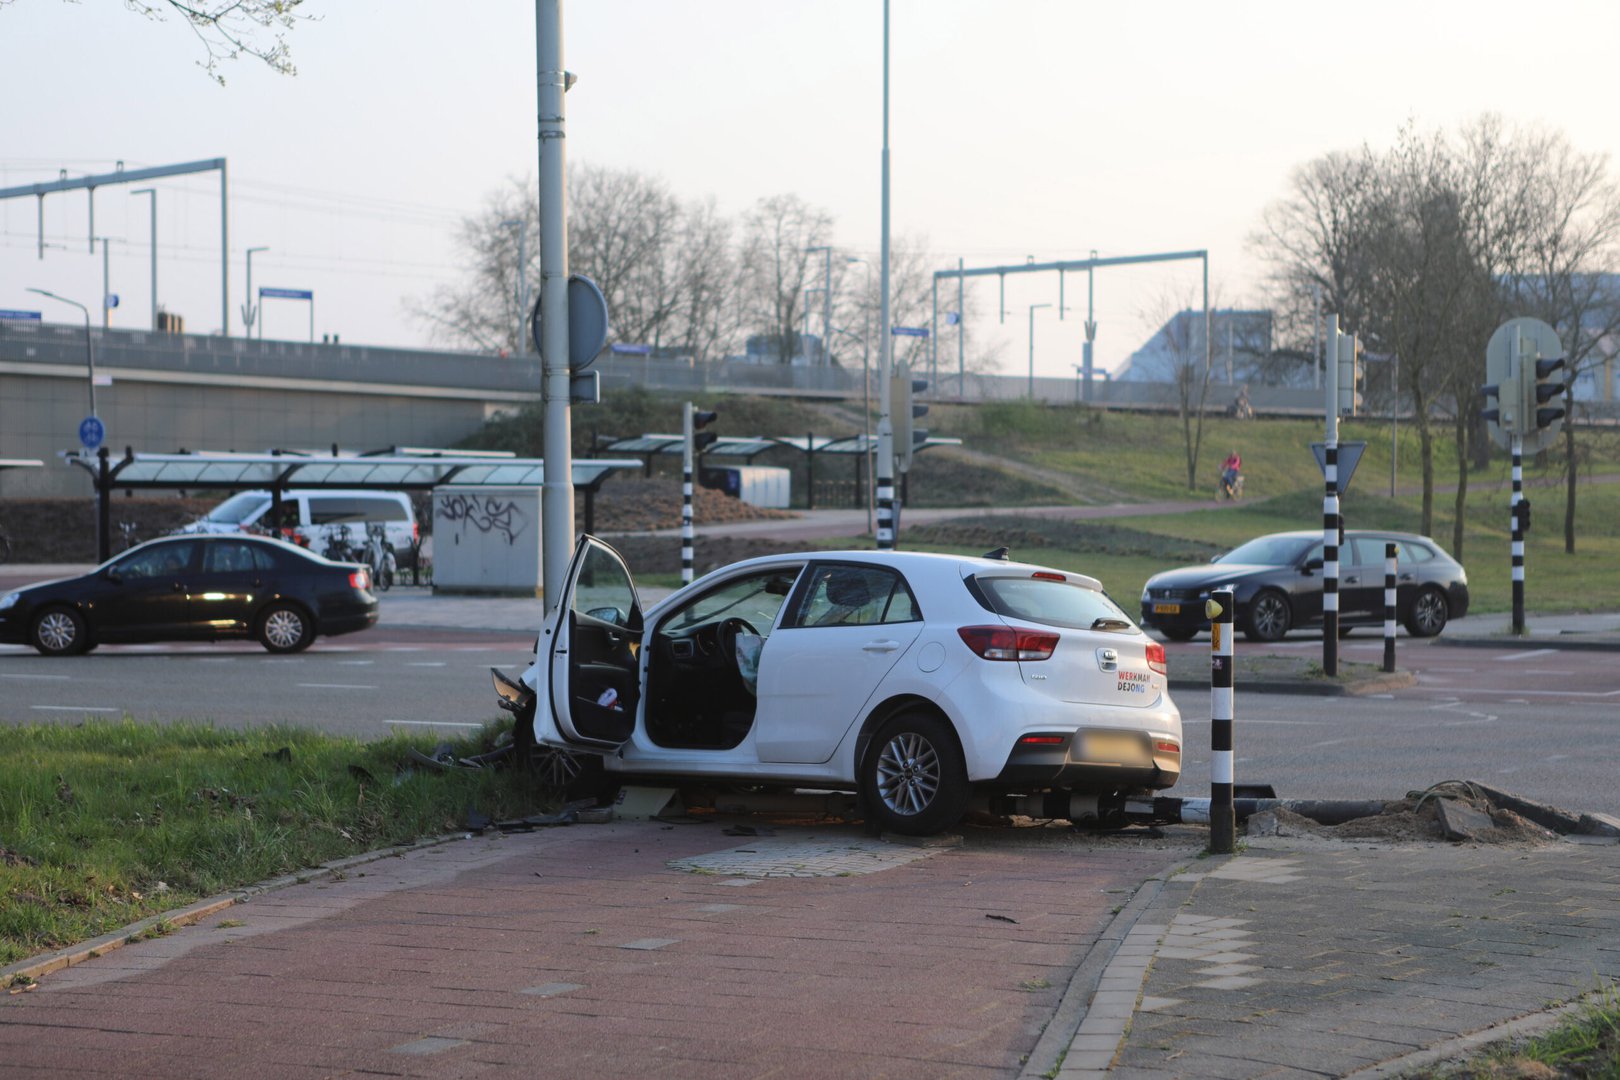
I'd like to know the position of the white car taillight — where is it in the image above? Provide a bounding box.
[1146,641,1167,675]
[957,625,1059,661]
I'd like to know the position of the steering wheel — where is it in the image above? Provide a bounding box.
[717,617,759,672]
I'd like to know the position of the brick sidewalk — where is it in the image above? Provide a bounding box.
[0,821,1186,1079]
[1038,837,1620,1079]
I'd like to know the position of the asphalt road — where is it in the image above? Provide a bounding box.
[3,624,1614,817]
[0,626,536,740]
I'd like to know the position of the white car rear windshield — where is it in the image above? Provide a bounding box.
[204,492,268,524]
[969,575,1135,632]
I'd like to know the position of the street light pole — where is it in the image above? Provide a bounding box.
[27,287,96,418]
[1027,302,1052,398]
[876,0,895,550]
[244,246,269,339]
[131,188,157,330]
[97,236,113,328]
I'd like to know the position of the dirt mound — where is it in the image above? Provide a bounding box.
[592,477,797,533]
[1247,783,1564,847]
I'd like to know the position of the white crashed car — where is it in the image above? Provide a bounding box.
[492,536,1182,836]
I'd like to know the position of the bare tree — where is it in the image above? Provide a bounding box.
[416,178,530,354]
[740,194,833,363]
[1253,117,1620,556]
[1138,286,1215,491]
[1489,123,1620,552]
[29,0,318,83]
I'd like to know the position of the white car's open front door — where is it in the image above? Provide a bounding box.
[538,535,644,751]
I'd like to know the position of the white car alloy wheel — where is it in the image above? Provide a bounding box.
[863,713,969,836]
[877,731,941,816]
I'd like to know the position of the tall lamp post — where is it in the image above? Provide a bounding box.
[1027,302,1052,398]
[131,188,157,330]
[244,246,269,339]
[27,287,97,418]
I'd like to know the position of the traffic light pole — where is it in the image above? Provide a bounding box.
[682,402,695,585]
[1511,434,1525,635]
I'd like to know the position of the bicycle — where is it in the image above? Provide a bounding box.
[320,523,359,564]
[118,520,142,551]
[362,523,396,591]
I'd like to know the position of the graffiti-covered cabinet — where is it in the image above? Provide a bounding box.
[430,486,543,596]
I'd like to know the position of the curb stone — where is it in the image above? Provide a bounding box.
[1,831,470,987]
[1338,996,1594,1080]
[1018,854,1202,1080]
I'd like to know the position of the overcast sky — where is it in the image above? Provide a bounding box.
[5,0,1619,379]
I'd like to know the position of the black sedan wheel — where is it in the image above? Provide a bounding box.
[258,602,315,653]
[1404,587,1449,637]
[861,712,968,836]
[31,607,89,656]
[1242,590,1292,642]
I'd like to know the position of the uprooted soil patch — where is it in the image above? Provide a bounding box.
[1248,783,1564,847]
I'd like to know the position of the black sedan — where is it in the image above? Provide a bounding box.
[0,535,378,656]
[1140,530,1469,642]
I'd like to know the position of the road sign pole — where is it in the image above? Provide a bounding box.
[1322,315,1340,677]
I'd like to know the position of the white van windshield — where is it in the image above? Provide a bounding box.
[204,492,269,524]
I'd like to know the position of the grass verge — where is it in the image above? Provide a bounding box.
[0,719,540,967]
[1430,982,1620,1078]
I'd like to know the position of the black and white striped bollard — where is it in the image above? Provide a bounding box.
[681,401,696,585]
[1383,542,1397,673]
[1511,435,1525,635]
[1208,588,1235,854]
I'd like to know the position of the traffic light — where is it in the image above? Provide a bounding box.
[891,368,928,473]
[1480,381,1512,432]
[692,407,718,452]
[1516,497,1532,534]
[1336,333,1364,417]
[1526,355,1567,434]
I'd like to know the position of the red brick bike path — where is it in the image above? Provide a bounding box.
[1,821,1185,1079]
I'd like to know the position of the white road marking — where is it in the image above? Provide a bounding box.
[406,662,447,667]
[1497,648,1560,661]
[31,705,118,712]
[296,682,379,690]
[2,673,71,681]
[1411,686,1620,698]
[386,719,482,729]
[337,660,376,666]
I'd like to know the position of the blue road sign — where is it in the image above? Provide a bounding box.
[891,326,930,338]
[611,343,652,356]
[79,416,105,450]
[0,309,42,321]
[944,312,960,326]
[259,287,313,300]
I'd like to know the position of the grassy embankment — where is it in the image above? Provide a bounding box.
[0,722,537,969]
[855,401,1620,617]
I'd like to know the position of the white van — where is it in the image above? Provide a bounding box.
[181,489,419,561]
